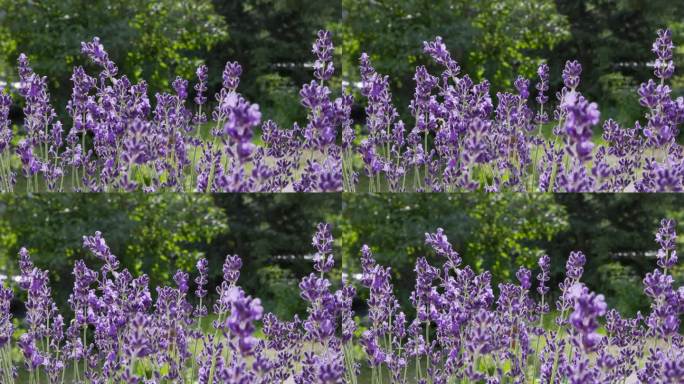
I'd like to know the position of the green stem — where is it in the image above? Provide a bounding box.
[426,321,431,383]
[423,132,429,191]
[533,294,546,381]
[190,297,203,382]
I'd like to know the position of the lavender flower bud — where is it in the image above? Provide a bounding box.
[313,223,335,273]
[536,63,550,105]
[653,29,675,80]
[222,255,242,285]
[81,37,118,77]
[514,75,530,100]
[222,62,242,91]
[566,251,586,280]
[569,290,607,352]
[312,30,335,81]
[516,266,532,290]
[655,218,678,269]
[562,60,582,89]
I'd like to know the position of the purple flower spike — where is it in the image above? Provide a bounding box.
[537,254,551,295]
[562,60,582,89]
[312,223,335,273]
[82,231,119,272]
[656,218,678,269]
[516,266,532,290]
[81,37,118,77]
[2,223,349,382]
[536,63,550,106]
[514,76,530,100]
[222,61,242,91]
[425,228,461,267]
[0,286,14,348]
[653,29,675,80]
[423,36,460,77]
[312,30,335,81]
[570,290,607,352]
[222,254,242,285]
[563,92,599,163]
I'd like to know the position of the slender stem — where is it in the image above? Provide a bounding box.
[190,296,203,383]
[426,321,431,384]
[549,307,569,384]
[533,293,546,381]
[423,132,429,191]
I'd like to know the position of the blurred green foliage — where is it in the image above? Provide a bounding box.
[342,194,684,317]
[0,194,341,319]
[341,193,568,309]
[207,194,342,315]
[208,0,341,128]
[4,0,683,132]
[0,194,226,309]
[342,0,684,128]
[341,0,569,116]
[0,0,227,111]
[553,194,684,315]
[0,0,340,129]
[547,0,684,125]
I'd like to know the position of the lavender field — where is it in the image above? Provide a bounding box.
[343,29,684,192]
[0,31,344,193]
[0,194,346,383]
[1,0,684,383]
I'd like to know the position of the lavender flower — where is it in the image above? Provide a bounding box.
[653,29,675,80]
[312,223,335,274]
[81,37,118,77]
[562,60,582,90]
[569,288,607,352]
[222,254,242,286]
[536,64,550,106]
[425,227,461,268]
[1,223,346,383]
[566,251,586,280]
[313,30,335,82]
[655,218,678,269]
[537,254,550,296]
[516,266,532,290]
[563,91,599,163]
[345,29,684,192]
[348,220,684,383]
[222,62,242,92]
[0,31,345,192]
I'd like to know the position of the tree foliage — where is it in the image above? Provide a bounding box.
[341,0,569,115]
[0,0,227,111]
[0,194,342,318]
[208,194,341,317]
[0,0,341,129]
[547,0,684,124]
[207,0,341,127]
[340,193,567,308]
[341,194,684,317]
[552,194,684,314]
[0,194,226,307]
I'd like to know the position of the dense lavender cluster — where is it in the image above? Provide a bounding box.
[0,223,351,383]
[0,30,346,192]
[344,29,684,192]
[348,219,684,383]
